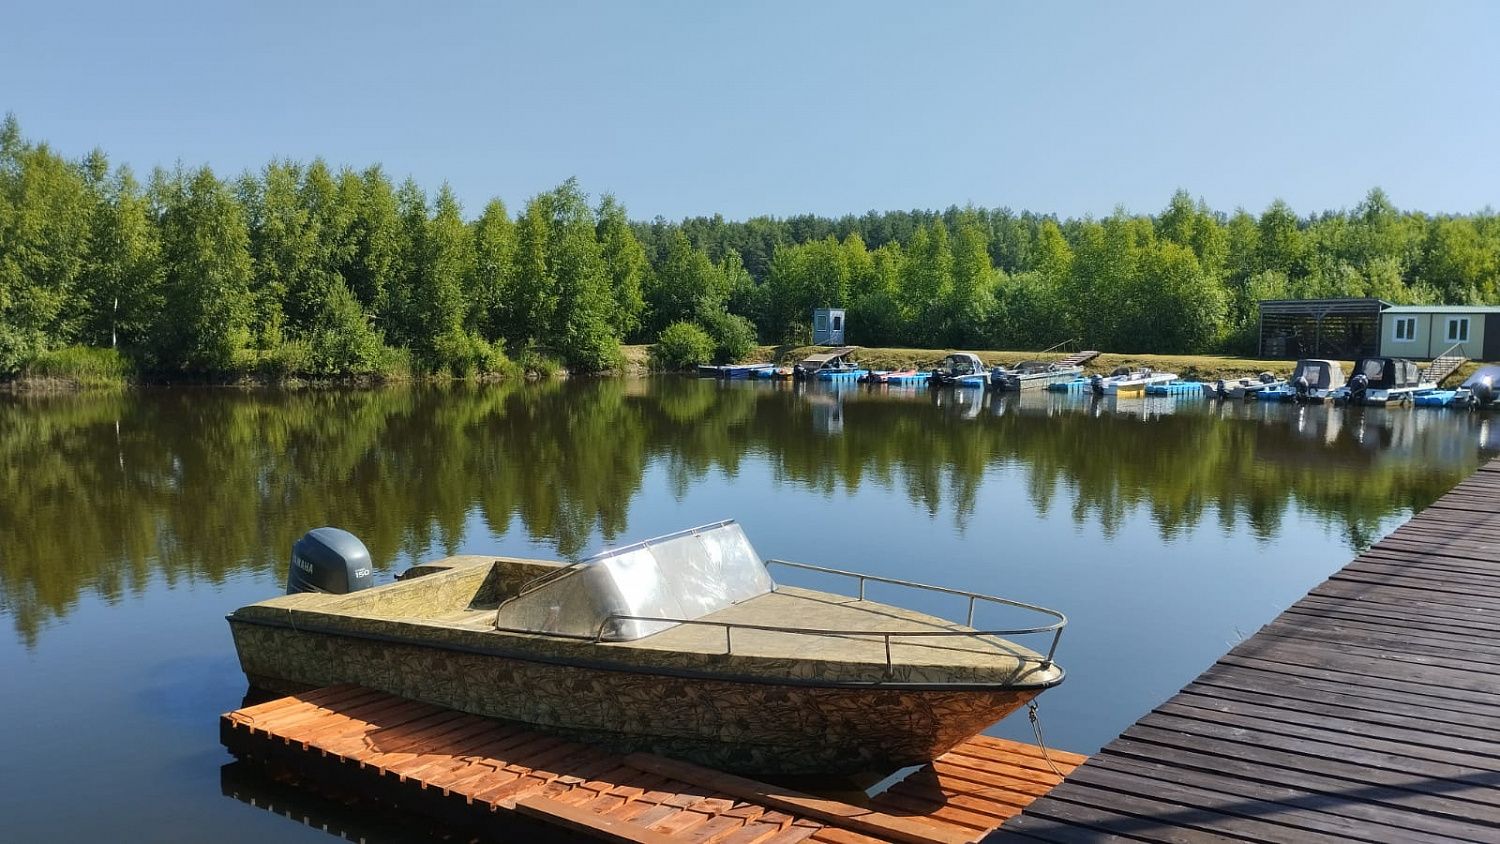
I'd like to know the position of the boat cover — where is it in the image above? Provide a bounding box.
[939,353,984,375]
[797,347,856,372]
[1354,357,1421,389]
[1462,365,1500,389]
[1291,359,1346,391]
[494,520,774,641]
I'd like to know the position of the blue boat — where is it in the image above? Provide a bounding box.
[697,363,775,378]
[793,347,862,381]
[1046,377,1094,393]
[817,368,869,381]
[1145,380,1206,396]
[1414,365,1500,409]
[929,353,989,388]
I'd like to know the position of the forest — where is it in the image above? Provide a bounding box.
[3,114,1498,379]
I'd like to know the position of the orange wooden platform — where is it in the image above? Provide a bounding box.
[220,684,1084,843]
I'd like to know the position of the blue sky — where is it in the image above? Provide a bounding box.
[3,1,1496,220]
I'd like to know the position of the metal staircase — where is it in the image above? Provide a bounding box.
[1421,342,1468,385]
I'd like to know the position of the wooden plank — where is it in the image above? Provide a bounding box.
[514,794,680,843]
[622,753,974,844]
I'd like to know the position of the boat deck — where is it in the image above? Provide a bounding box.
[423,586,1055,680]
[222,685,1085,843]
[991,456,1500,842]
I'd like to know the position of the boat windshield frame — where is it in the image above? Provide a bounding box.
[490,557,1067,679]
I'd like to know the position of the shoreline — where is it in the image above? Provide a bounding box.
[4,344,1479,393]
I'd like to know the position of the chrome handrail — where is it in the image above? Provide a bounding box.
[488,559,1067,678]
[765,558,1066,665]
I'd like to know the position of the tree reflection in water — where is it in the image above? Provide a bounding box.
[2,379,1493,646]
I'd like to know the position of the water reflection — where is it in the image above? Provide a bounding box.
[2,380,1494,646]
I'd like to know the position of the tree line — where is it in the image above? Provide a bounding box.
[3,114,1498,378]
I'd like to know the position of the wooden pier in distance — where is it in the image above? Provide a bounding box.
[992,456,1500,842]
[221,685,1084,843]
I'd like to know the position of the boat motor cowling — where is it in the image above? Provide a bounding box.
[287,527,374,595]
[1472,377,1496,408]
[1349,373,1369,404]
[1294,375,1310,400]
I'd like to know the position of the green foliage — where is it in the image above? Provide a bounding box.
[650,321,715,370]
[149,165,255,372]
[696,303,757,364]
[4,114,1500,380]
[20,345,132,387]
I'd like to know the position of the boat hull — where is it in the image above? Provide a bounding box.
[230,619,1040,776]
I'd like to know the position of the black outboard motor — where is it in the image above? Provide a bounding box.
[1090,374,1105,396]
[1348,373,1369,406]
[1293,375,1310,403]
[1472,376,1496,409]
[287,527,375,595]
[1214,379,1227,399]
[1259,371,1277,384]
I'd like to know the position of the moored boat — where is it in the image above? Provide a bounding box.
[1415,364,1500,409]
[929,352,989,388]
[1261,359,1347,404]
[228,522,1065,777]
[698,363,776,378]
[1330,357,1432,406]
[861,368,928,385]
[1201,372,1285,400]
[1090,367,1178,397]
[793,347,866,381]
[989,360,1083,391]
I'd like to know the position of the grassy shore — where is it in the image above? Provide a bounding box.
[8,343,1479,391]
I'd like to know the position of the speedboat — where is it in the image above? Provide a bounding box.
[1330,357,1432,406]
[1261,359,1347,403]
[1415,364,1500,409]
[989,360,1083,391]
[929,352,989,388]
[793,347,866,381]
[860,368,929,385]
[698,363,775,378]
[1090,367,1178,397]
[228,521,1065,777]
[1207,372,1285,400]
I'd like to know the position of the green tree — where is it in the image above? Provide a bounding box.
[80,165,161,353]
[149,166,255,372]
[470,198,516,342]
[543,179,620,372]
[0,116,94,371]
[596,194,647,341]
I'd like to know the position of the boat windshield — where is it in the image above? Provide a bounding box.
[493,521,773,641]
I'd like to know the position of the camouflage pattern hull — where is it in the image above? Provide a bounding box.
[231,620,1040,776]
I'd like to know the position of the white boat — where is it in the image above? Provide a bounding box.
[1091,367,1178,397]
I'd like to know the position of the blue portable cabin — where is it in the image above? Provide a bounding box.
[812,308,847,345]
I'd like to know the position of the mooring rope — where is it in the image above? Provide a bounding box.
[1028,700,1064,779]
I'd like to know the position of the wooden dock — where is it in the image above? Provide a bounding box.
[992,456,1500,842]
[221,685,1085,843]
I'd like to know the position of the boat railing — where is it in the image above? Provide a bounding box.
[572,611,1064,680]
[766,558,1065,664]
[489,555,1066,678]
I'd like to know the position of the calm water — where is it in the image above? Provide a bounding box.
[3,379,1497,841]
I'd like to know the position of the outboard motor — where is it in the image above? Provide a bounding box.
[287,527,374,595]
[1214,379,1227,399]
[1090,374,1105,396]
[1472,376,1496,409]
[1348,373,1369,406]
[1293,375,1310,402]
[1259,371,1276,384]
